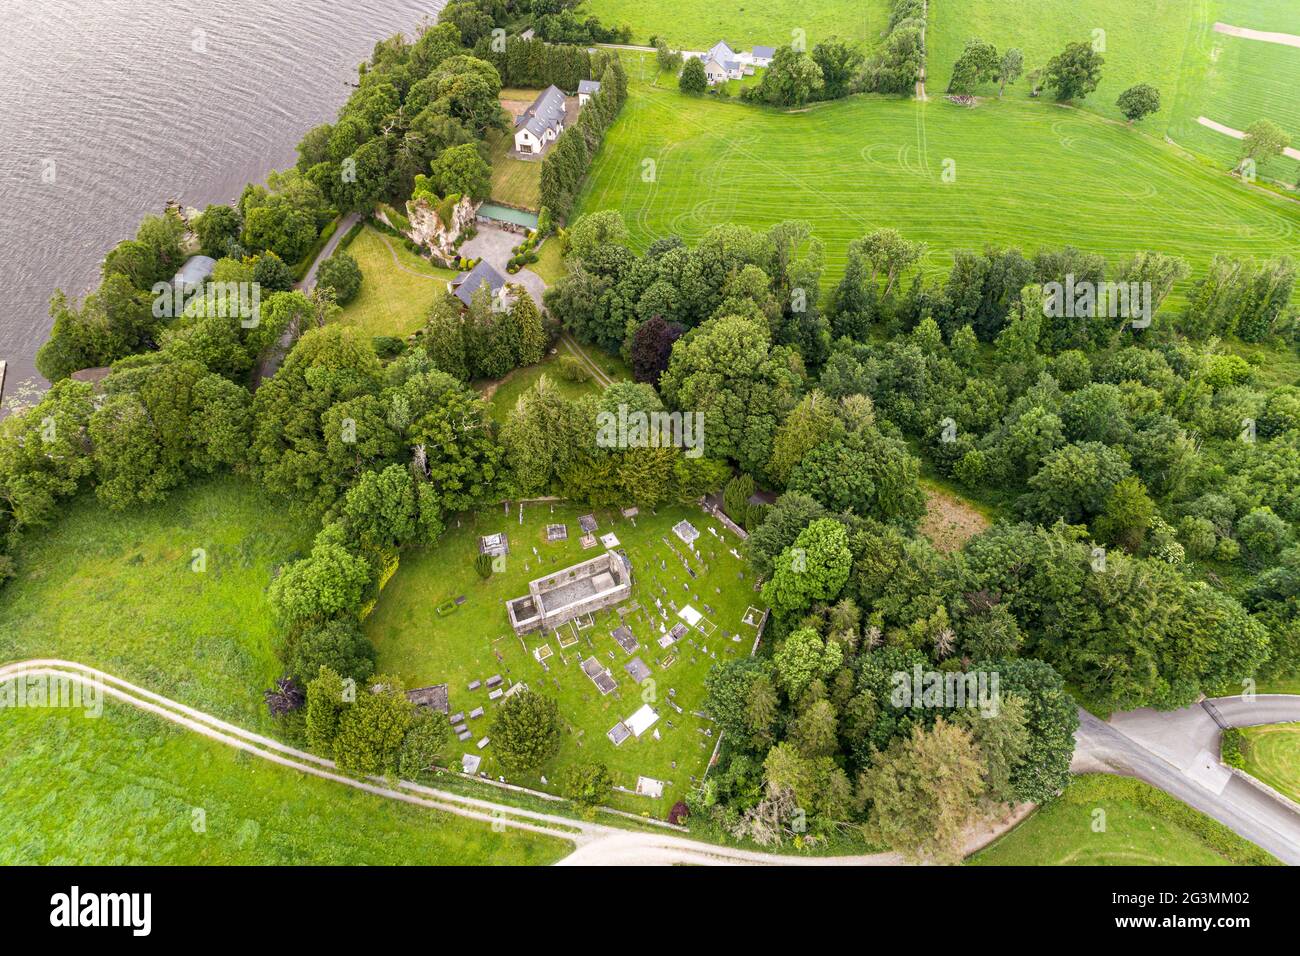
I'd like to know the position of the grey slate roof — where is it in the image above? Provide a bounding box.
[752,45,775,59]
[706,41,735,63]
[451,259,507,307]
[514,84,567,140]
[172,254,216,289]
[578,79,601,94]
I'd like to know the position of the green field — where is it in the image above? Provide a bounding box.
[578,0,891,51]
[0,705,569,865]
[336,225,457,339]
[0,476,314,733]
[365,501,764,815]
[929,0,1195,122]
[578,52,1299,288]
[1167,0,1300,183]
[970,774,1278,865]
[1236,723,1300,802]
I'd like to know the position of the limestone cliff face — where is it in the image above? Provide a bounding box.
[400,194,478,263]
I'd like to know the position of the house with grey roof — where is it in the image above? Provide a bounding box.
[577,79,601,107]
[687,40,774,84]
[513,84,567,155]
[448,259,509,309]
[172,254,216,291]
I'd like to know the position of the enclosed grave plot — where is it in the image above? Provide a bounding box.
[625,704,659,738]
[672,520,699,546]
[611,625,639,654]
[557,622,581,649]
[582,655,617,695]
[601,533,621,548]
[579,514,599,533]
[580,533,598,549]
[546,523,568,542]
[624,657,652,683]
[479,532,509,557]
[533,643,553,663]
[607,721,632,746]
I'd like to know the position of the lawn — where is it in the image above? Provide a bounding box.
[481,351,603,423]
[487,126,543,210]
[365,501,764,815]
[928,0,1196,124]
[335,225,458,339]
[577,53,1300,291]
[1166,0,1300,184]
[970,773,1278,865]
[1236,723,1300,803]
[0,475,315,734]
[0,704,569,865]
[578,0,892,51]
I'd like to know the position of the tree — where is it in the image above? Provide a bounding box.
[773,626,844,699]
[654,39,682,76]
[952,694,1030,806]
[996,48,1023,97]
[332,675,414,778]
[195,204,242,258]
[1238,119,1291,174]
[981,657,1078,802]
[1092,475,1154,552]
[431,142,491,201]
[1043,41,1104,101]
[565,210,630,262]
[560,762,613,808]
[857,718,985,864]
[269,524,374,628]
[288,617,377,685]
[491,690,563,773]
[1020,441,1130,524]
[1116,83,1160,124]
[722,473,755,523]
[762,518,853,614]
[423,292,470,380]
[316,252,362,304]
[768,390,843,487]
[947,37,999,95]
[749,46,824,106]
[305,666,348,753]
[811,37,864,100]
[629,314,683,385]
[506,291,548,367]
[398,712,452,779]
[679,56,707,94]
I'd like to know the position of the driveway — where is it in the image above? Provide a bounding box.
[461,223,546,308]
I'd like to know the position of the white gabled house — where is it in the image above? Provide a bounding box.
[513,85,567,154]
[688,40,775,85]
[577,79,601,107]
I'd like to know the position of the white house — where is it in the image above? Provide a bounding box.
[688,40,774,85]
[577,79,601,107]
[513,85,567,154]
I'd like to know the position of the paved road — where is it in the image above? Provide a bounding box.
[1075,706,1300,865]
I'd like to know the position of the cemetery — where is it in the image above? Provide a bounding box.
[364,500,766,814]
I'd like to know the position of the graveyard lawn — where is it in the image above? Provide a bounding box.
[365,500,765,816]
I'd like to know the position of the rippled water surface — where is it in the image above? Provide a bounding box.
[0,0,441,400]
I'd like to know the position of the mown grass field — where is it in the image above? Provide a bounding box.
[1236,723,1300,802]
[0,705,569,865]
[929,0,1195,123]
[365,501,764,815]
[578,51,1300,290]
[970,774,1279,865]
[335,225,457,339]
[1167,0,1300,183]
[578,0,892,51]
[0,476,314,734]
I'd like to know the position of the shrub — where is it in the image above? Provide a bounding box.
[1220,728,1247,769]
[556,354,590,382]
[372,335,406,360]
[475,552,493,578]
[723,474,756,523]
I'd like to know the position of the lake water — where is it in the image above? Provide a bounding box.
[0,0,442,405]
